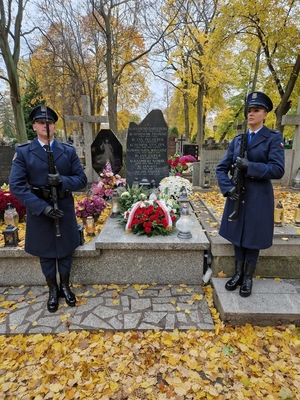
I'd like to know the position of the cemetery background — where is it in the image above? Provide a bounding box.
[1,104,300,398]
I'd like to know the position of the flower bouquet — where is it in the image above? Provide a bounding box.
[75,195,107,219]
[122,199,180,237]
[90,161,126,200]
[118,186,149,214]
[159,176,193,202]
[168,153,188,176]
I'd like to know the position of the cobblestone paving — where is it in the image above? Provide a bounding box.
[0,283,214,335]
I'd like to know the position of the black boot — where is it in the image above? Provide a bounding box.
[225,261,244,291]
[46,276,59,313]
[239,263,256,297]
[59,274,76,307]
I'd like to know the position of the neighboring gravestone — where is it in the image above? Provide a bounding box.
[183,143,199,160]
[199,149,226,187]
[91,128,123,175]
[176,134,186,155]
[126,109,169,187]
[168,134,177,156]
[0,146,15,186]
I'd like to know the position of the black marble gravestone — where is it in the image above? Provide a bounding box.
[0,146,15,186]
[183,144,199,160]
[91,129,123,175]
[126,110,169,187]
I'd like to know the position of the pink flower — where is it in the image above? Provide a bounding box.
[179,155,197,163]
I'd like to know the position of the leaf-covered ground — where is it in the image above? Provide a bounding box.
[1,285,300,400]
[191,187,300,226]
[1,189,300,399]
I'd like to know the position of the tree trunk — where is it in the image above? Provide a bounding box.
[196,82,205,150]
[0,0,27,143]
[275,54,300,133]
[183,91,190,140]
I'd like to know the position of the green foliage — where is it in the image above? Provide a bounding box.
[21,77,46,141]
[168,127,179,136]
[118,186,149,214]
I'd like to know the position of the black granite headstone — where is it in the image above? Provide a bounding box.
[126,110,169,187]
[183,144,199,160]
[0,146,15,186]
[91,129,123,175]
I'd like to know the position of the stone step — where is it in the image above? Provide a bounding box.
[0,283,214,335]
[212,277,300,326]
[193,197,300,279]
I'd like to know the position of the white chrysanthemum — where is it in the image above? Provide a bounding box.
[159,176,192,201]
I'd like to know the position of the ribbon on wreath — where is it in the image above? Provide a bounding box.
[125,200,173,233]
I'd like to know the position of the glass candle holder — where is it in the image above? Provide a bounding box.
[4,203,19,227]
[85,216,95,236]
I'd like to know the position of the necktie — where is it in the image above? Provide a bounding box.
[250,131,255,138]
[43,144,49,151]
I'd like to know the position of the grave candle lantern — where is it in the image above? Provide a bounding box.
[294,203,300,226]
[203,166,211,189]
[274,200,284,226]
[85,216,95,236]
[176,205,194,239]
[2,225,19,247]
[179,186,189,211]
[110,190,120,218]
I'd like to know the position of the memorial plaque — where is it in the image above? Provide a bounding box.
[126,109,169,187]
[0,146,15,186]
[183,144,199,160]
[91,129,123,175]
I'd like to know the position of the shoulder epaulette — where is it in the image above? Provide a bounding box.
[270,129,280,134]
[62,142,74,148]
[18,142,30,147]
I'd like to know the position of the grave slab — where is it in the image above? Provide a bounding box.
[212,277,300,326]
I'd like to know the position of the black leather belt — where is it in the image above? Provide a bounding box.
[30,186,69,199]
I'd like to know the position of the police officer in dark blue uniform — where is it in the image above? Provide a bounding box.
[9,105,87,312]
[216,92,285,297]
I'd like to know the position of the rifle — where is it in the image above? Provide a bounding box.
[228,130,248,221]
[44,106,61,237]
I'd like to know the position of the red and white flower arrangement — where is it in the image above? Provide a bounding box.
[123,199,180,237]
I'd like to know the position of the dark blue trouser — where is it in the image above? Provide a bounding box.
[234,246,259,266]
[39,255,72,278]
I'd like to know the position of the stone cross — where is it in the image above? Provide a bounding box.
[281,99,300,184]
[176,134,186,155]
[65,95,108,183]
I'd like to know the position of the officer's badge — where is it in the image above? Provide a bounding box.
[252,92,258,99]
[280,142,284,148]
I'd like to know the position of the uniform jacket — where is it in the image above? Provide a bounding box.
[9,138,87,258]
[216,126,285,249]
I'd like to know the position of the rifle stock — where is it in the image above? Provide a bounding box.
[228,132,248,221]
[45,107,61,237]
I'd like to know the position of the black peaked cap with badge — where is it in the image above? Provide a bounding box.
[29,105,58,123]
[246,91,273,112]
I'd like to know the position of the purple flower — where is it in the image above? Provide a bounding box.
[75,196,107,218]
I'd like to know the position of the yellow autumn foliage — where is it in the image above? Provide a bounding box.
[1,285,300,399]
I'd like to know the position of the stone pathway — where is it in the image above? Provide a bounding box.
[0,283,214,335]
